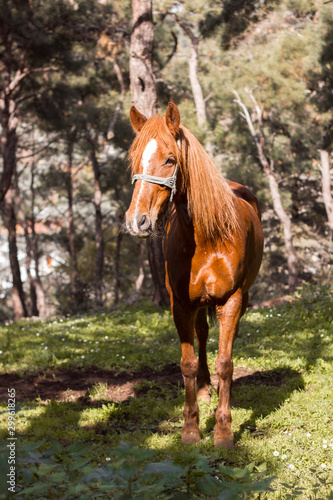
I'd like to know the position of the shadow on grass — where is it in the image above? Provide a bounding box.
[0,364,182,403]
[0,364,305,458]
[201,367,305,438]
[233,367,305,440]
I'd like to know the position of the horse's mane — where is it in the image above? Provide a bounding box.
[129,115,239,241]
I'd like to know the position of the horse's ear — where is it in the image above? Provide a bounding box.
[130,106,147,132]
[166,102,180,136]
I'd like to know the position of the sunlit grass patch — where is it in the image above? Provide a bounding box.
[0,305,178,374]
[78,403,117,429]
[0,403,46,441]
[88,382,109,402]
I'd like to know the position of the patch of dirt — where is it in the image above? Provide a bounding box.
[0,364,181,403]
[0,365,257,404]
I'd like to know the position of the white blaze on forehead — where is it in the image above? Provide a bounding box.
[141,139,158,172]
[133,139,158,232]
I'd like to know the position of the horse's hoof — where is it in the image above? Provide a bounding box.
[181,430,201,444]
[214,435,236,450]
[197,386,211,403]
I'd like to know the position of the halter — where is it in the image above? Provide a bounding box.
[131,164,179,202]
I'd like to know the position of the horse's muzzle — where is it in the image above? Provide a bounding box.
[125,212,153,238]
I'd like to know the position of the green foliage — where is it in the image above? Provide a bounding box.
[0,440,273,499]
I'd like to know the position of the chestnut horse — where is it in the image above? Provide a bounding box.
[125,102,263,448]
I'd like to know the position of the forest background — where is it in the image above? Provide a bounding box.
[0,0,332,321]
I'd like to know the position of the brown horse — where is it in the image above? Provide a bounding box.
[125,102,264,448]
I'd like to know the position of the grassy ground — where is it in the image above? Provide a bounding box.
[0,284,332,498]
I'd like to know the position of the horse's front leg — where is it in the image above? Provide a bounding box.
[173,302,200,444]
[214,289,242,449]
[195,308,211,403]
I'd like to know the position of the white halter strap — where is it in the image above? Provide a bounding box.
[131,164,179,202]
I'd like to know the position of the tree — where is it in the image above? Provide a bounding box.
[13,168,38,316]
[130,0,158,117]
[29,158,46,317]
[96,30,130,305]
[319,150,333,239]
[0,0,108,313]
[129,0,169,306]
[170,11,207,127]
[233,89,299,293]
[65,139,79,300]
[306,7,333,240]
[90,142,104,306]
[0,0,86,201]
[1,186,28,319]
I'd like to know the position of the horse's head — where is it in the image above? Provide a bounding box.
[125,102,181,238]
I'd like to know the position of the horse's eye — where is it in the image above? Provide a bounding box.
[165,157,175,165]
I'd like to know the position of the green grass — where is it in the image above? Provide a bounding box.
[0,285,332,498]
[0,303,178,374]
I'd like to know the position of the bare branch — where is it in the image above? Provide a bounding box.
[245,87,262,124]
[73,160,86,176]
[17,139,58,160]
[232,90,258,141]
[204,91,214,103]
[245,88,266,149]
[233,89,273,173]
[6,66,58,96]
[171,13,201,45]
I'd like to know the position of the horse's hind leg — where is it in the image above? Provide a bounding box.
[173,302,200,444]
[214,289,242,449]
[195,308,211,403]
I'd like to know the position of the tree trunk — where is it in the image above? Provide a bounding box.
[130,0,169,306]
[0,91,19,202]
[113,227,123,305]
[255,136,298,291]
[13,169,38,316]
[130,0,158,117]
[91,147,104,307]
[66,147,78,300]
[30,166,46,317]
[319,149,333,240]
[266,169,298,292]
[31,220,46,318]
[189,40,207,127]
[2,188,28,319]
[173,16,207,127]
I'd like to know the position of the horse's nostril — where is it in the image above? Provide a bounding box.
[138,214,150,231]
